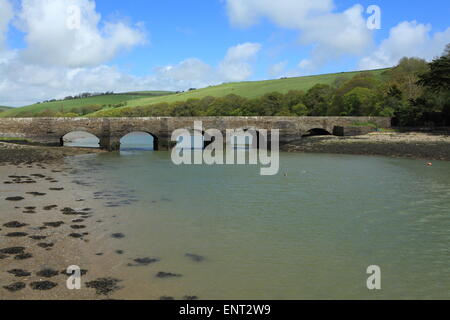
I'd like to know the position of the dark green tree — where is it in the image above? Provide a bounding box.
[418,44,450,92]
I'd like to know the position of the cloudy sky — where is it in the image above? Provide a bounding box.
[0,0,449,106]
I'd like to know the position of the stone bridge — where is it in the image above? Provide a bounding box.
[0,117,391,151]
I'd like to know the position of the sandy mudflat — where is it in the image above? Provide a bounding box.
[0,161,126,300]
[281,132,450,161]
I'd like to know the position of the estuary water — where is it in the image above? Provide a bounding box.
[62,134,450,300]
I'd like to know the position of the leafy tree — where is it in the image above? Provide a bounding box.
[341,87,376,116]
[303,84,333,116]
[388,57,429,100]
[291,103,309,116]
[259,92,284,116]
[418,44,450,93]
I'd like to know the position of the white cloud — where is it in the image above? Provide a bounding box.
[226,0,333,29]
[359,21,450,69]
[17,0,146,67]
[226,0,373,71]
[0,42,262,106]
[218,42,261,81]
[154,58,214,82]
[268,60,288,76]
[152,58,217,90]
[145,42,262,89]
[297,59,313,71]
[0,0,14,50]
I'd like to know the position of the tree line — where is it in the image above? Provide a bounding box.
[35,91,115,104]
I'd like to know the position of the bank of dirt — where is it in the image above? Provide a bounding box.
[0,142,104,165]
[281,132,450,161]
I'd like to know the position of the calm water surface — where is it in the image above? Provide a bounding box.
[64,134,450,299]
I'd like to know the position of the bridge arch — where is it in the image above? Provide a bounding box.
[302,128,333,137]
[60,130,100,148]
[120,131,159,151]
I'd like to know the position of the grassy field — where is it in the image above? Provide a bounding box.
[1,68,389,117]
[0,106,12,112]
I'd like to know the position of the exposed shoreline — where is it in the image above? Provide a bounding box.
[0,142,105,165]
[281,132,450,162]
[0,161,121,300]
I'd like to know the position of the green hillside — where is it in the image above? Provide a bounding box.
[0,92,175,118]
[0,68,389,118]
[92,68,389,116]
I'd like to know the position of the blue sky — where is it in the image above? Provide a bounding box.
[100,0,450,77]
[0,0,449,106]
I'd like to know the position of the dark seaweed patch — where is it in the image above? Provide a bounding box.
[37,243,54,249]
[6,232,28,238]
[29,235,47,240]
[61,207,84,215]
[62,269,88,276]
[69,233,83,238]
[5,197,24,201]
[15,253,33,260]
[0,247,25,255]
[43,205,58,211]
[160,296,175,300]
[71,225,86,230]
[128,257,160,267]
[8,269,31,277]
[30,281,58,290]
[156,272,182,278]
[111,233,125,239]
[185,253,205,262]
[43,221,65,228]
[86,278,122,296]
[36,269,59,278]
[3,282,26,292]
[26,192,46,196]
[3,221,28,228]
[183,296,199,300]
